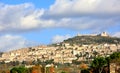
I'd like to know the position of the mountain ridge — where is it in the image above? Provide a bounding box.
[51,32,120,46]
[63,35,120,45]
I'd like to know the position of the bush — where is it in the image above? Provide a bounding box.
[61,71,66,73]
[81,69,90,73]
[10,66,29,73]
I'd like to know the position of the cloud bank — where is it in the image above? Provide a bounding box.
[46,0,120,18]
[0,3,44,33]
[0,35,27,52]
[113,32,120,37]
[51,34,71,43]
[0,34,40,52]
[0,0,120,33]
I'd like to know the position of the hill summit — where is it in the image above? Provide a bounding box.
[62,32,120,45]
[77,32,109,37]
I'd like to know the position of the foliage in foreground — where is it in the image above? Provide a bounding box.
[10,66,29,73]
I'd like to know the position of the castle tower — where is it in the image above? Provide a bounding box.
[99,32,109,37]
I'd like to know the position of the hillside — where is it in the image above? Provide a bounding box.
[63,36,120,45]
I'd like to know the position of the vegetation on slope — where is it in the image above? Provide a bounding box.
[63,36,120,45]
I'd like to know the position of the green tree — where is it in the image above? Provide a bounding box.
[61,71,66,73]
[81,69,90,73]
[10,66,28,73]
[109,52,120,64]
[110,52,120,60]
[10,67,18,73]
[91,57,107,73]
[105,57,110,73]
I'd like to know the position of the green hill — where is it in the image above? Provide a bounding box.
[63,36,120,45]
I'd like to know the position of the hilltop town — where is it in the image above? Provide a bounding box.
[0,32,120,73]
[0,32,120,64]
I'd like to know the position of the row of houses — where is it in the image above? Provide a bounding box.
[0,43,120,64]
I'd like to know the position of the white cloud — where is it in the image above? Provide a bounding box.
[0,35,25,52]
[113,32,120,37]
[0,35,38,52]
[47,0,120,17]
[0,0,120,33]
[42,0,120,31]
[0,3,44,33]
[51,34,71,43]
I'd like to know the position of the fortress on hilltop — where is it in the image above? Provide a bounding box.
[77,32,109,37]
[98,32,109,37]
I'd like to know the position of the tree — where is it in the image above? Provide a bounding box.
[110,52,120,60]
[44,59,54,64]
[109,52,120,64]
[81,69,90,73]
[10,66,28,73]
[61,71,66,73]
[105,57,110,73]
[10,67,18,73]
[91,57,107,73]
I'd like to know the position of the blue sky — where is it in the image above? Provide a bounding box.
[0,0,55,8]
[0,0,120,52]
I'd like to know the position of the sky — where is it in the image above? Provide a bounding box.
[0,0,120,52]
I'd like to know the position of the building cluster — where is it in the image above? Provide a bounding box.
[77,32,109,37]
[0,42,120,64]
